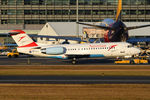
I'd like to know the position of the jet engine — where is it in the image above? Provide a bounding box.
[41,47,66,55]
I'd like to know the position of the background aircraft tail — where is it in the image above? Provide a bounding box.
[9,30,38,48]
[116,0,122,21]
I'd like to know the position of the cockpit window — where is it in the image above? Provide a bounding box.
[128,45,133,48]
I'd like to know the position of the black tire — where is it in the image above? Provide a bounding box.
[14,55,18,58]
[72,58,77,64]
[130,60,134,64]
[72,60,76,64]
[8,55,12,58]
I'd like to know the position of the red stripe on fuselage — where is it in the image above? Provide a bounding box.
[18,42,38,48]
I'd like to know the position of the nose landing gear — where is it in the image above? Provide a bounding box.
[72,58,77,64]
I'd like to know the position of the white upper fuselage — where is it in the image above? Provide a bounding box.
[17,42,140,59]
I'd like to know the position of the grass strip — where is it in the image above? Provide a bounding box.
[1,70,150,76]
[1,65,150,76]
[0,84,150,100]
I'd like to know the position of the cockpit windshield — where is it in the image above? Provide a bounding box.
[127,45,133,48]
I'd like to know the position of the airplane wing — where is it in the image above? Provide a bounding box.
[8,30,86,44]
[77,22,115,30]
[29,34,83,42]
[125,24,150,31]
[7,32,82,42]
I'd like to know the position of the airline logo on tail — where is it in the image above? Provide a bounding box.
[18,36,26,42]
[9,30,38,48]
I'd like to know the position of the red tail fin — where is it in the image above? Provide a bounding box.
[9,30,38,48]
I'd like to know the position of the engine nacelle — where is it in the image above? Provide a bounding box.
[41,47,66,55]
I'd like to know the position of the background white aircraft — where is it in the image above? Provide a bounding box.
[9,30,140,64]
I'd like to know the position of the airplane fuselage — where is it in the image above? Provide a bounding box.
[17,42,140,59]
[9,29,140,64]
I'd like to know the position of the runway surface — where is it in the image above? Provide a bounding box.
[0,56,114,65]
[1,56,150,84]
[1,75,150,84]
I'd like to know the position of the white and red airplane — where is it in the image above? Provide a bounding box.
[9,30,140,64]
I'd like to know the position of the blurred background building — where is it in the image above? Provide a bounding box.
[0,0,150,28]
[0,0,150,45]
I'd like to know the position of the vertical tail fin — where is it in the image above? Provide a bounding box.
[9,30,38,48]
[116,0,122,21]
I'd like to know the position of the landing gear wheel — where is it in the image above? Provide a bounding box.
[72,60,76,64]
[130,60,135,64]
[72,58,77,64]
[8,55,12,58]
[14,55,18,58]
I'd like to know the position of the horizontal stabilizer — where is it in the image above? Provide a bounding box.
[77,22,115,30]
[125,24,150,30]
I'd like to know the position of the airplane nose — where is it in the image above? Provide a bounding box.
[135,48,141,54]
